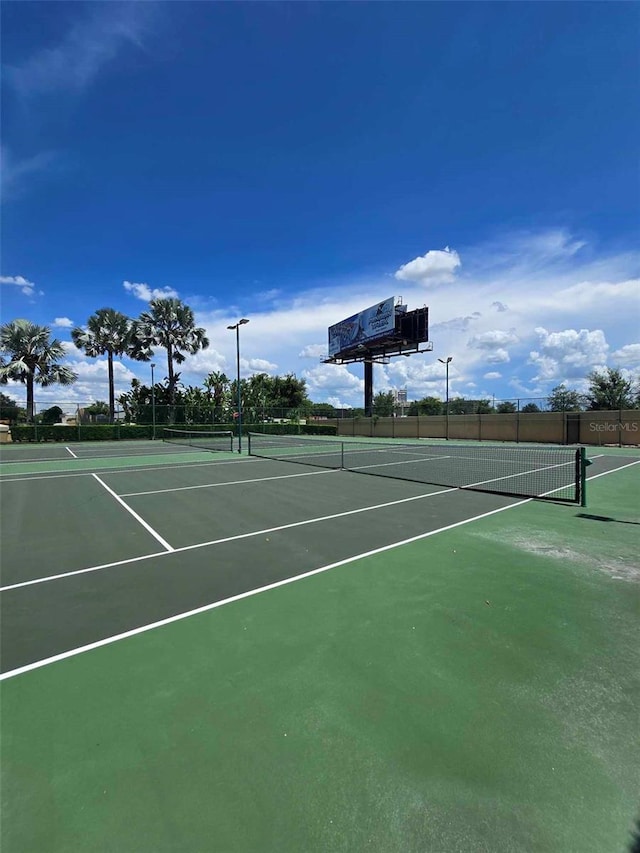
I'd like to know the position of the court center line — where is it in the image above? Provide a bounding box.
[91,474,174,552]
[0,497,530,682]
[0,486,458,593]
[120,467,339,497]
[65,446,78,459]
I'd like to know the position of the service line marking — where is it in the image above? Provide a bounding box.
[121,467,339,497]
[65,446,78,459]
[91,474,174,552]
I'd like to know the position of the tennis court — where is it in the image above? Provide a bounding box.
[1,436,639,852]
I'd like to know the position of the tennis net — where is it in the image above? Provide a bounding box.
[247,433,584,503]
[162,428,234,452]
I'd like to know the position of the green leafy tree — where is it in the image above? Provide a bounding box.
[118,377,186,425]
[521,402,541,413]
[0,391,22,424]
[496,401,517,413]
[585,367,634,410]
[71,308,139,422]
[132,298,209,422]
[82,400,110,423]
[40,405,64,424]
[244,373,273,421]
[547,384,583,412]
[0,319,77,422]
[409,396,443,416]
[204,371,230,421]
[373,391,395,416]
[270,373,310,415]
[447,398,471,415]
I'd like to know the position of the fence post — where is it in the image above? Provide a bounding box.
[618,406,623,448]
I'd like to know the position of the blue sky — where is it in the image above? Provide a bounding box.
[2,1,639,411]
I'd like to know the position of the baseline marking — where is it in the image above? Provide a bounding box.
[91,474,174,552]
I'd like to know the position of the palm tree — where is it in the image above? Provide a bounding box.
[131,298,209,422]
[71,308,136,422]
[0,319,77,422]
[204,370,229,421]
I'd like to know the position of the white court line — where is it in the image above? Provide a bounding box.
[0,497,528,682]
[65,446,78,459]
[0,486,457,593]
[91,474,174,552]
[349,454,447,471]
[0,456,629,595]
[121,467,339,497]
[586,458,640,479]
[0,455,259,483]
[0,461,636,681]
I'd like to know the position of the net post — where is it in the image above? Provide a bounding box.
[247,432,252,456]
[341,440,344,469]
[579,446,588,507]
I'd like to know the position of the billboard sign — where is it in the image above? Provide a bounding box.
[328,296,396,357]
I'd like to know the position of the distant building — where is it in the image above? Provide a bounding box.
[392,388,408,416]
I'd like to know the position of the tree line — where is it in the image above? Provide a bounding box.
[405,370,640,417]
[1,300,638,423]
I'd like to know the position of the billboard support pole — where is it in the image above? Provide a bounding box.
[364,360,373,417]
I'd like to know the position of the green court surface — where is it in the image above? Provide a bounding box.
[1,441,638,852]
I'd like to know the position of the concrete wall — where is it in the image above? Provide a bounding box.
[333,411,639,445]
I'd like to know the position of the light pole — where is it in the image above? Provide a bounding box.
[227,319,249,453]
[150,363,156,439]
[438,356,453,440]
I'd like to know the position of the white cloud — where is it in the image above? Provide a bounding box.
[179,348,228,378]
[0,274,37,296]
[326,397,355,410]
[611,343,640,368]
[113,228,638,405]
[491,301,508,312]
[123,281,179,301]
[298,344,327,359]
[486,349,510,364]
[431,312,481,333]
[5,4,158,99]
[483,371,502,380]
[53,317,74,328]
[246,358,277,372]
[468,329,519,350]
[1,147,58,202]
[528,327,609,382]
[302,363,363,404]
[394,247,461,285]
